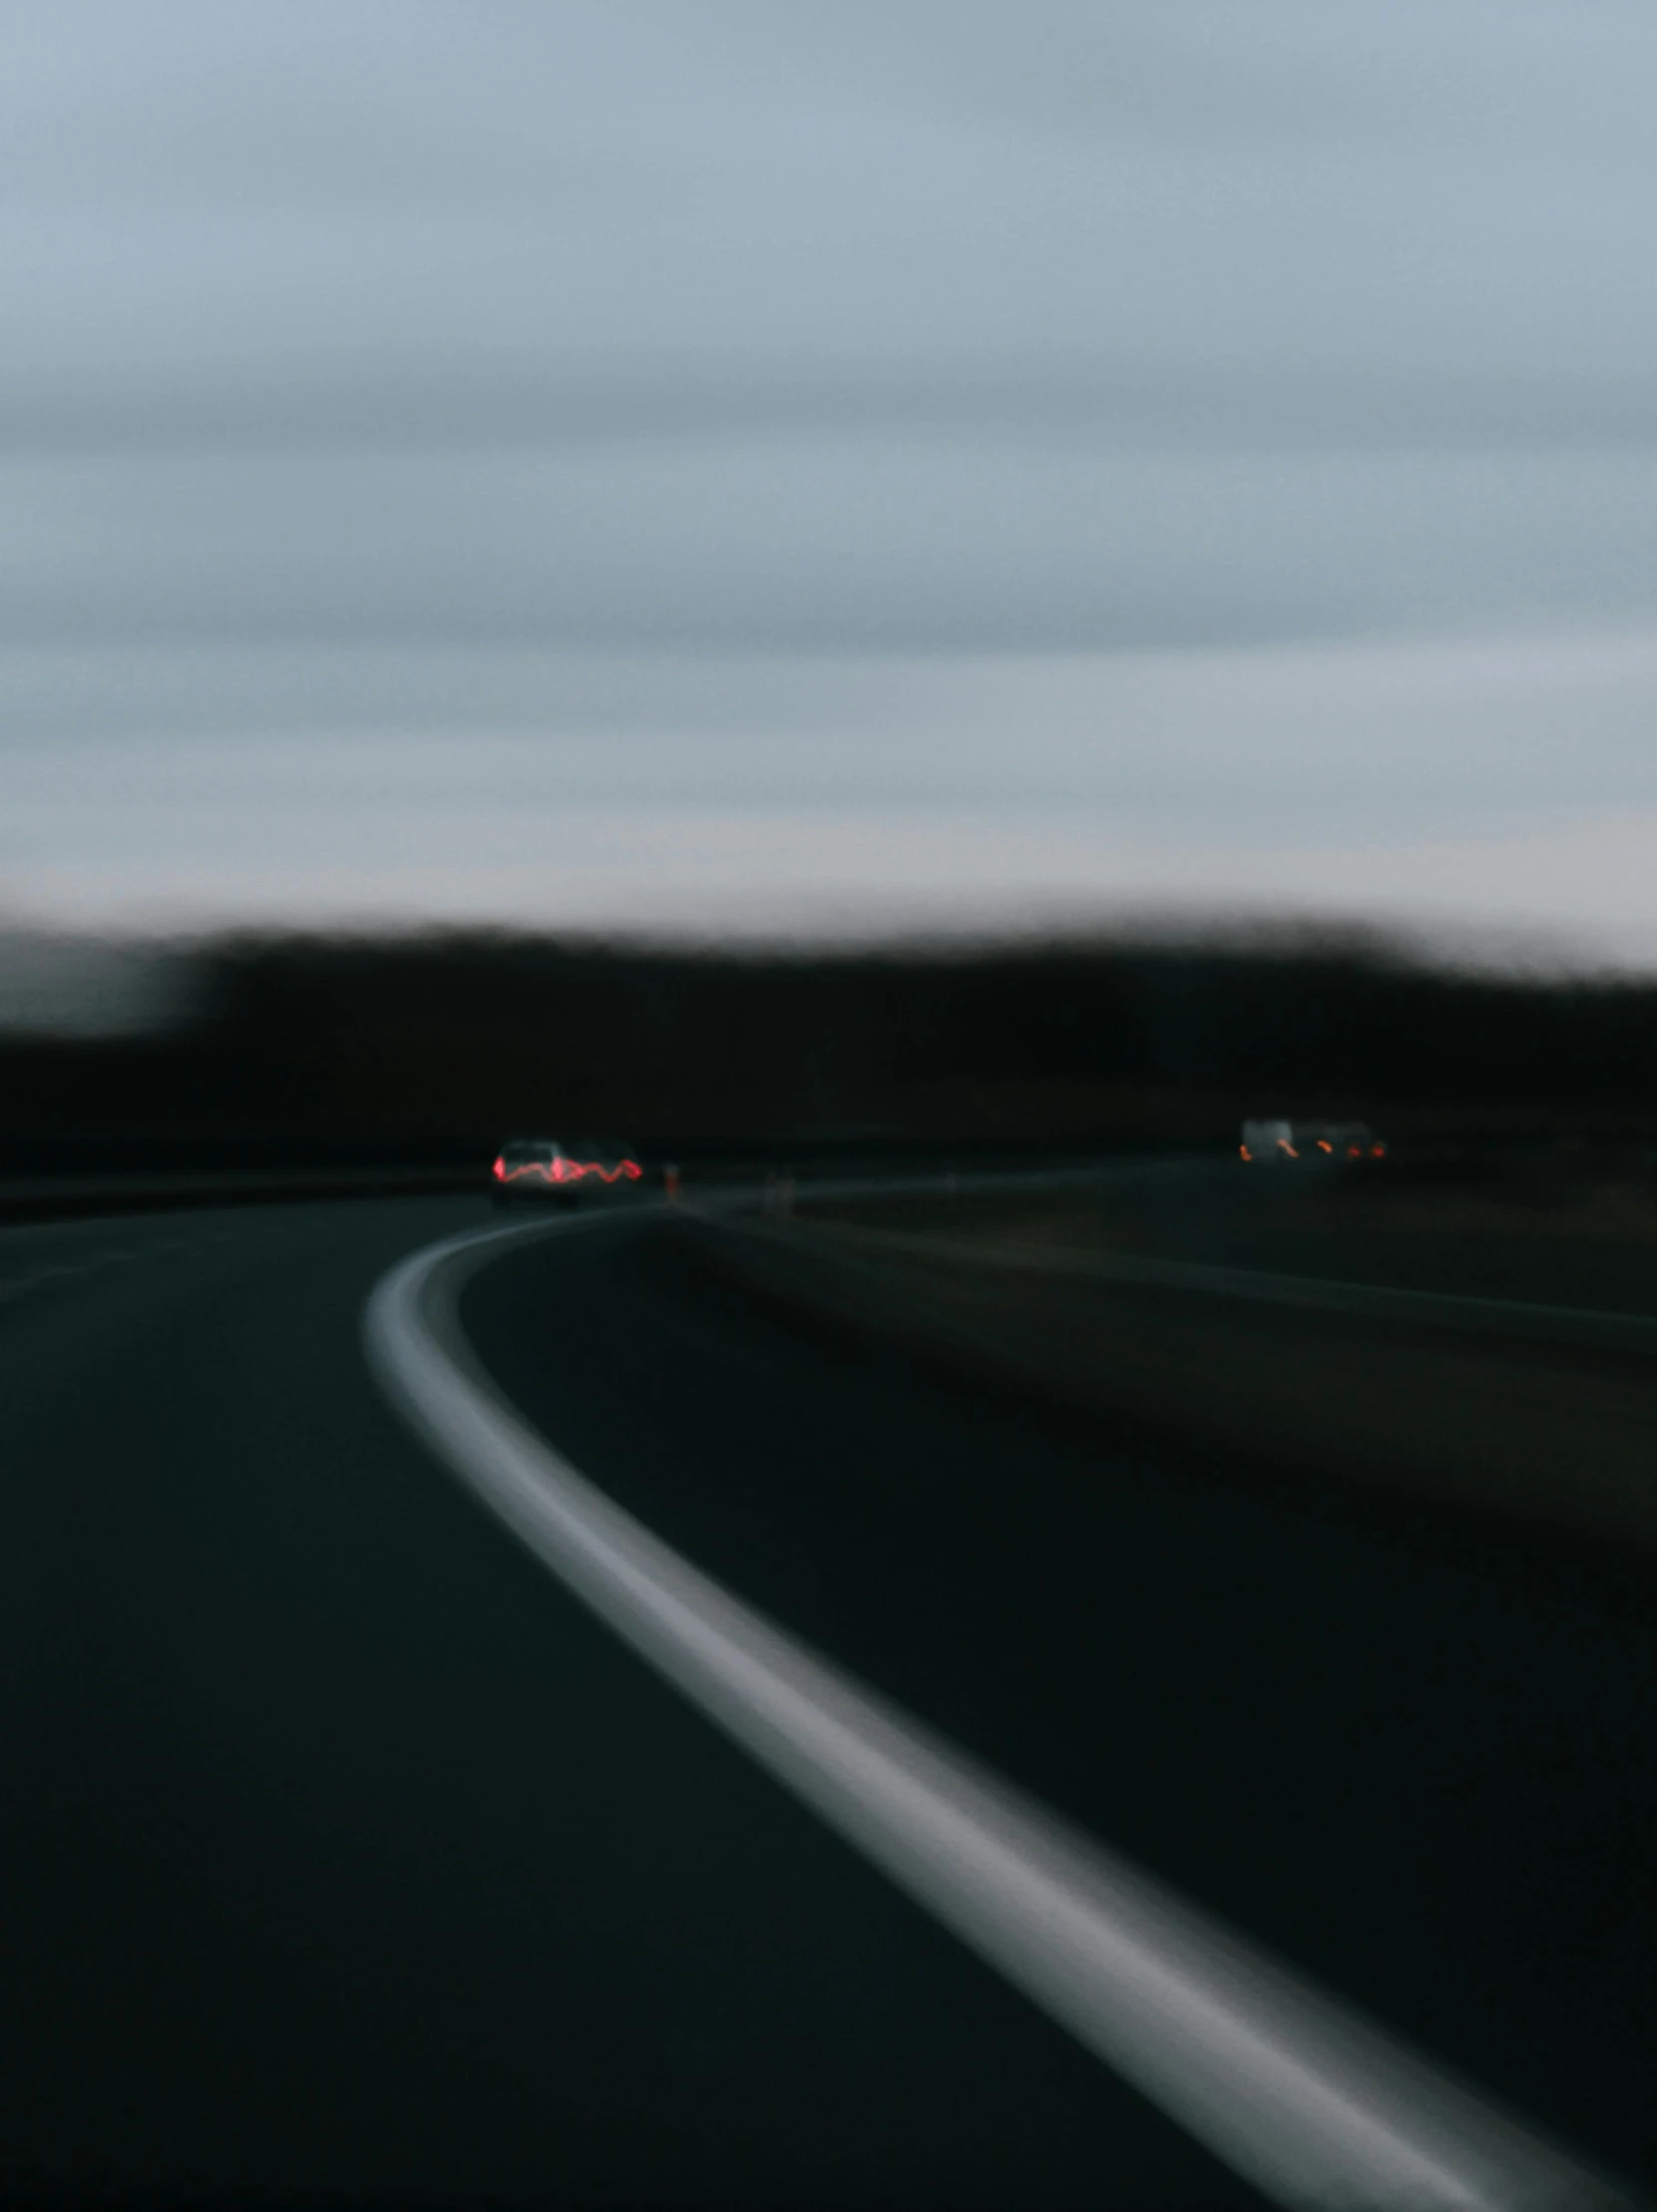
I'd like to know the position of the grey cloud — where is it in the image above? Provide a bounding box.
[8,354,1657,460]
[4,446,1656,656]
[747,1,1657,152]
[6,2,1657,478]
[0,445,1346,653]
[5,0,1657,934]
[9,638,1657,900]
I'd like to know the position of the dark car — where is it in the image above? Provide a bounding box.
[490,1133,645,1206]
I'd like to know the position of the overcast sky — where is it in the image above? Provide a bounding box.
[6,1,1657,967]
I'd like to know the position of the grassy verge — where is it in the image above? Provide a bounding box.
[814,1157,1657,1315]
[697,1166,1657,1566]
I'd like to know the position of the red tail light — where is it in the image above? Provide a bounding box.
[496,1151,640,1186]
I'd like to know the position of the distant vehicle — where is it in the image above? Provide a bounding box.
[490,1134,645,1206]
[1240,1118,1387,1165]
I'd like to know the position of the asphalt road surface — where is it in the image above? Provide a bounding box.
[2,1195,1654,2208]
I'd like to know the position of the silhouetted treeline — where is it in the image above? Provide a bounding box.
[4,927,1657,1170]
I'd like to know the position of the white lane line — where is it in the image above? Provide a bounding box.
[363,1216,1638,2212]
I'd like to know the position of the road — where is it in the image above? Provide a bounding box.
[1,1195,1653,2207]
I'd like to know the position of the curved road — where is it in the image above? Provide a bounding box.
[2,1196,1653,2207]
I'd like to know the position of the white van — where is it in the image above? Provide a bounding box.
[1240,1119,1386,1164]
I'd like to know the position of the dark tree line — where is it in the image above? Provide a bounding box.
[4,927,1657,1171]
